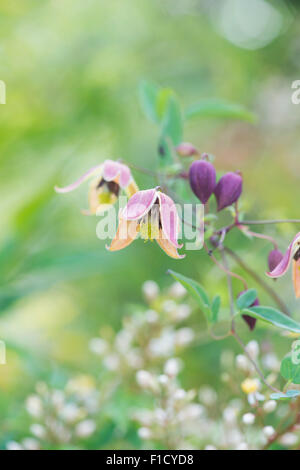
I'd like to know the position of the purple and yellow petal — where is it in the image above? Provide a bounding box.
[293,259,300,298]
[267,232,300,278]
[156,230,185,259]
[54,165,102,193]
[106,218,139,252]
[158,192,182,249]
[122,188,157,221]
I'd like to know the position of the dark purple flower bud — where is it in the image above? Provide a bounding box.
[238,290,259,331]
[176,142,199,157]
[189,160,216,204]
[268,249,284,272]
[214,172,243,211]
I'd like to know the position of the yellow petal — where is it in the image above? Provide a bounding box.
[293,259,300,298]
[156,230,185,259]
[107,218,139,252]
[125,179,139,198]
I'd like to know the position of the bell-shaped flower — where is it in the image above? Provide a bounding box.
[214,171,243,211]
[266,233,300,298]
[107,188,185,259]
[189,160,216,204]
[55,160,138,214]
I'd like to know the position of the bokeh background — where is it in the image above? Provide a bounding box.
[0,0,300,449]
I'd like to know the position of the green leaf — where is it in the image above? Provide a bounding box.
[270,390,300,401]
[236,289,257,310]
[280,355,300,384]
[138,80,159,124]
[168,270,210,309]
[185,99,256,123]
[211,295,221,323]
[242,306,300,334]
[161,95,183,146]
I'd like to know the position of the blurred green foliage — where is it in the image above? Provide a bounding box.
[0,0,300,449]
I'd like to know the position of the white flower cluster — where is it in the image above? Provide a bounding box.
[6,376,98,450]
[89,281,194,376]
[134,359,206,449]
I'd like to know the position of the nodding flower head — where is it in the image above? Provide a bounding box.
[176,142,199,158]
[214,171,243,211]
[237,290,259,331]
[107,188,185,259]
[55,160,138,214]
[266,233,300,298]
[189,160,216,204]
[267,249,284,273]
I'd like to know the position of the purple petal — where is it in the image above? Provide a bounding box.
[119,163,132,188]
[214,172,243,211]
[158,192,182,249]
[122,188,157,220]
[102,160,121,182]
[54,165,102,193]
[189,160,216,204]
[242,314,257,331]
[267,249,284,272]
[266,232,300,278]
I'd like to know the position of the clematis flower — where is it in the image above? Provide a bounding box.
[266,233,300,298]
[107,188,185,259]
[55,160,138,214]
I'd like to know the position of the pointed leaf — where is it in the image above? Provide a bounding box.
[280,355,300,384]
[185,99,256,123]
[270,390,300,401]
[237,289,257,310]
[242,306,300,334]
[168,270,210,308]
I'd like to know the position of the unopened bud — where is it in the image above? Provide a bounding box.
[189,160,216,204]
[176,142,199,157]
[237,291,259,331]
[214,172,243,211]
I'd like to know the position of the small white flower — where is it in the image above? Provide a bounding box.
[103,354,120,371]
[168,282,187,299]
[75,420,96,438]
[164,358,182,377]
[26,395,43,418]
[145,309,159,324]
[138,427,152,440]
[22,438,40,450]
[198,386,217,406]
[242,413,255,425]
[136,370,157,391]
[175,304,191,321]
[245,340,259,360]
[6,441,23,450]
[175,328,195,347]
[142,281,159,302]
[89,338,108,356]
[236,354,251,373]
[236,442,248,450]
[30,424,46,439]
[204,445,217,450]
[279,433,298,447]
[174,389,186,401]
[263,400,277,413]
[223,407,237,425]
[60,403,82,423]
[263,426,275,438]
